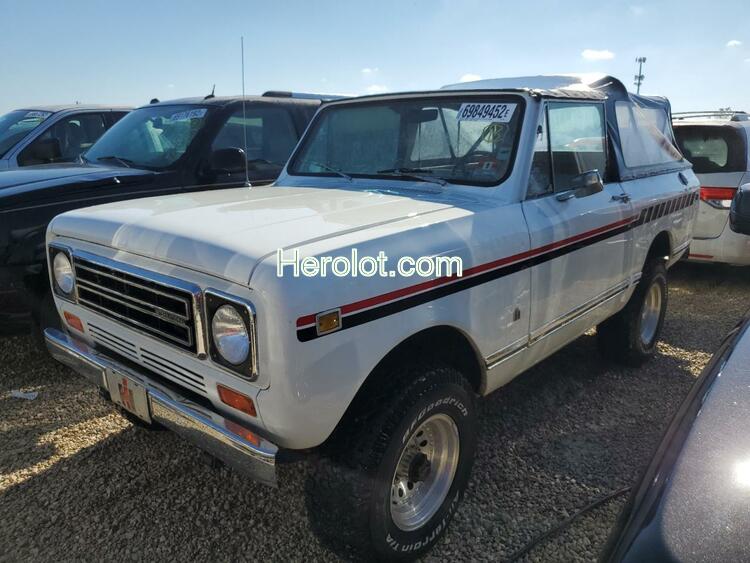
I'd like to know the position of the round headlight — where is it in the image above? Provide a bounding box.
[211,305,249,365]
[53,252,75,295]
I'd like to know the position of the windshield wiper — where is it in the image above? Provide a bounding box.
[96,155,134,168]
[376,167,447,186]
[310,161,352,181]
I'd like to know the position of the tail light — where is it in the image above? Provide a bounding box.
[700,186,736,209]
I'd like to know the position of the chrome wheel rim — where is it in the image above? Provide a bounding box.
[640,282,662,345]
[390,413,460,532]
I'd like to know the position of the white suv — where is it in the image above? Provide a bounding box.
[44,74,698,560]
[673,111,750,265]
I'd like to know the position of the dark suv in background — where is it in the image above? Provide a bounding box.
[0,105,131,169]
[0,92,324,337]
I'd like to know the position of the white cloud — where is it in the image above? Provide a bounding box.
[581,49,615,61]
[459,73,482,83]
[727,39,743,48]
[365,84,389,94]
[629,5,645,16]
[361,67,379,75]
[167,83,175,89]
[745,58,750,63]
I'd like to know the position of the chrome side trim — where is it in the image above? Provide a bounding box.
[484,281,633,369]
[672,239,690,257]
[485,336,529,369]
[530,280,631,343]
[45,328,276,486]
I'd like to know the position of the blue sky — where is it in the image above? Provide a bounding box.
[1,0,747,114]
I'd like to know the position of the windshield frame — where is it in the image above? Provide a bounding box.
[286,92,526,188]
[82,103,215,171]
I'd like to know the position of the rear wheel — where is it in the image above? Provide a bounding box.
[307,364,477,561]
[597,258,668,365]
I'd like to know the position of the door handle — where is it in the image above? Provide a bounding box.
[612,193,631,203]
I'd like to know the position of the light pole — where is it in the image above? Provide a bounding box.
[634,57,647,94]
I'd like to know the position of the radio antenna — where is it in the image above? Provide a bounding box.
[241,36,251,187]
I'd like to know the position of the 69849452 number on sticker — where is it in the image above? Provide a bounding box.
[457,102,516,122]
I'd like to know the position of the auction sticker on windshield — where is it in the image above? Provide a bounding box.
[25,111,52,120]
[457,102,516,123]
[169,108,207,121]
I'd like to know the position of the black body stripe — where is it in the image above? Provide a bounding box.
[297,191,698,342]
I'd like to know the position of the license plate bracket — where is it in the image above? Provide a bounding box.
[106,369,152,423]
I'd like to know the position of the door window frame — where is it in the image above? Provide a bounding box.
[526,99,610,199]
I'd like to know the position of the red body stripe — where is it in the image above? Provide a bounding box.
[689,253,714,260]
[296,216,638,328]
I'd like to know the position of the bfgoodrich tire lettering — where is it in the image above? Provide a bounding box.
[306,364,477,561]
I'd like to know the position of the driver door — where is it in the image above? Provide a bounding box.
[522,100,634,358]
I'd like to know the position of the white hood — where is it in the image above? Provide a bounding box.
[50,184,456,285]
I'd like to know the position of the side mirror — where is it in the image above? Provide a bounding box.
[729,183,750,235]
[29,138,62,164]
[209,147,246,174]
[556,170,604,201]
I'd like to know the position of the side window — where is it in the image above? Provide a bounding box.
[548,102,607,191]
[18,113,107,166]
[527,102,606,196]
[211,106,299,179]
[615,102,682,168]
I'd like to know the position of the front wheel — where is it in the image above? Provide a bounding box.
[307,364,477,561]
[597,258,668,365]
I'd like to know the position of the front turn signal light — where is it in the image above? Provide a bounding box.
[217,384,257,417]
[63,311,84,333]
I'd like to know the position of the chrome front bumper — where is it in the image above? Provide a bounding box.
[45,328,277,486]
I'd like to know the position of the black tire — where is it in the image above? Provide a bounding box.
[306,363,477,561]
[31,288,61,352]
[597,258,668,366]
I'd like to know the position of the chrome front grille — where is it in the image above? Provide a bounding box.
[73,255,197,353]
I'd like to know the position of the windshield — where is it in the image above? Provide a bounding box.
[84,105,210,170]
[289,96,524,186]
[0,110,53,158]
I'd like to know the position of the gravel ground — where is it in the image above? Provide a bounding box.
[1,262,748,562]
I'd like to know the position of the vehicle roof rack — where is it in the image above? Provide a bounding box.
[673,110,749,122]
[262,91,347,101]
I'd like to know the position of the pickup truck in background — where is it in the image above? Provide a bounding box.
[44,74,699,560]
[0,93,322,337]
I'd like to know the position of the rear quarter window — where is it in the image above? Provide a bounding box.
[674,125,747,173]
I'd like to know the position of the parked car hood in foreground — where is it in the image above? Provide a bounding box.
[49,184,458,286]
[604,311,750,562]
[0,163,157,207]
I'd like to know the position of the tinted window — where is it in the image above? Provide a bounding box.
[85,105,210,170]
[290,97,523,186]
[674,126,747,173]
[18,113,108,166]
[616,102,682,168]
[211,106,299,180]
[0,110,52,158]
